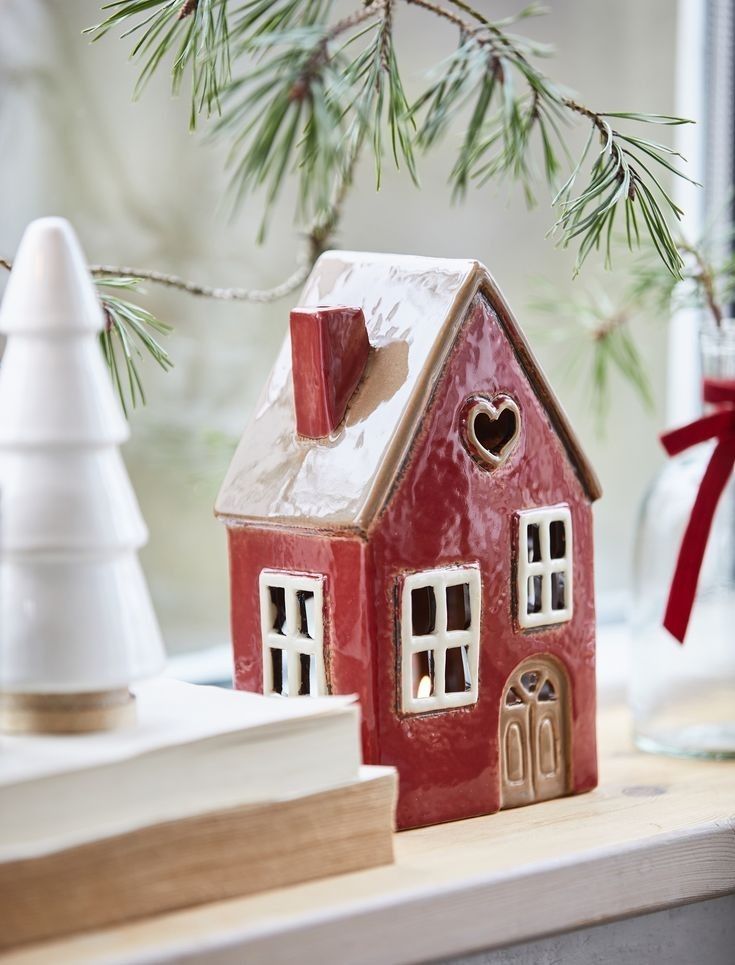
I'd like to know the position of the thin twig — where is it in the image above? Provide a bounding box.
[178,0,198,20]
[561,98,610,140]
[380,0,394,71]
[308,142,364,259]
[90,260,311,302]
[446,0,486,21]
[403,0,466,30]
[329,2,385,40]
[294,2,384,92]
[592,308,630,341]
[0,253,311,303]
[0,175,356,303]
[679,240,724,326]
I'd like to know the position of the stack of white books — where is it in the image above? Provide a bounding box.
[0,678,396,949]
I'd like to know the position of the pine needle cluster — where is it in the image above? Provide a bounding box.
[96,277,173,415]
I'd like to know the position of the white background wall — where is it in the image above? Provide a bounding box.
[0,1,684,653]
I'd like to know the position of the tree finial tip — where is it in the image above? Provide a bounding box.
[0,217,103,336]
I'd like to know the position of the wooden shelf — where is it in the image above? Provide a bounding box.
[6,705,735,964]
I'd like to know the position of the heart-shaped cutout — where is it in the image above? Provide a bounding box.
[463,394,520,468]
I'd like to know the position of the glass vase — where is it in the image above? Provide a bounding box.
[630,320,735,758]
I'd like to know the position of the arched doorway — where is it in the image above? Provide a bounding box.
[499,656,569,809]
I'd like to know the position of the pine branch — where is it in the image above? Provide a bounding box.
[79,0,701,415]
[90,0,696,278]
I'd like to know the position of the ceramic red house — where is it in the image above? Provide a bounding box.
[216,252,602,830]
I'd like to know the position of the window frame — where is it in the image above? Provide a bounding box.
[259,570,327,697]
[516,506,573,629]
[399,565,481,714]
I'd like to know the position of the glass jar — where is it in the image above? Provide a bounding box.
[630,320,735,758]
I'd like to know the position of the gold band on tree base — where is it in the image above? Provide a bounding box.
[0,689,136,734]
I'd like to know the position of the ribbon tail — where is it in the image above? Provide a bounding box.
[663,439,735,643]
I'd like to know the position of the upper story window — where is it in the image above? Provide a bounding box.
[400,566,481,714]
[259,570,327,697]
[516,506,573,629]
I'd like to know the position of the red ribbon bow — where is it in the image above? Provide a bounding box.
[660,378,735,643]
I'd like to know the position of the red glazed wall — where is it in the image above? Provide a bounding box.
[368,293,597,829]
[227,526,380,761]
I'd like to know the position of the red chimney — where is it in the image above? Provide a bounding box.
[290,305,370,439]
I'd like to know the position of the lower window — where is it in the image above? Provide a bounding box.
[400,566,481,713]
[259,570,326,697]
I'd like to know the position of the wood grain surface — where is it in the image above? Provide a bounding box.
[4,705,734,965]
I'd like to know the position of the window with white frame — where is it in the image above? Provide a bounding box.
[517,506,573,629]
[400,566,481,714]
[259,570,327,697]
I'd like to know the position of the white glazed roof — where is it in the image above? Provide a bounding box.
[215,251,601,533]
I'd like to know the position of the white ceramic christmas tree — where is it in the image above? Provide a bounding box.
[0,217,165,733]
